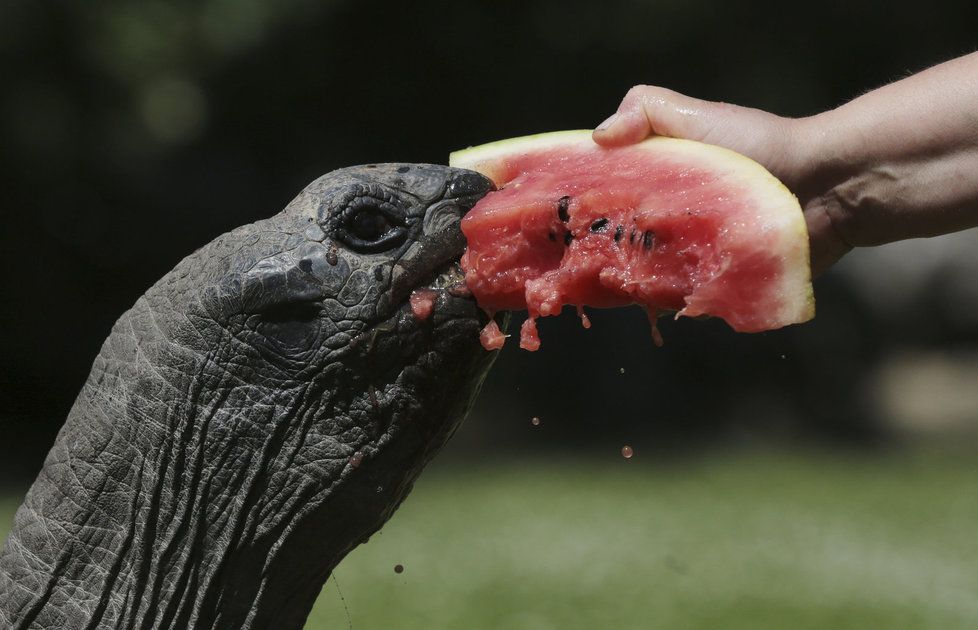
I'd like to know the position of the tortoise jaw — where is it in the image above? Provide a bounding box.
[388,171,492,310]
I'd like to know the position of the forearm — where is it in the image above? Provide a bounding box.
[799,52,978,247]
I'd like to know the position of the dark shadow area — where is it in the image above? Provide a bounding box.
[2,0,978,481]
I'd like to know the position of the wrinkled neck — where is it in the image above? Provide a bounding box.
[0,293,494,630]
[0,420,337,630]
[0,310,343,630]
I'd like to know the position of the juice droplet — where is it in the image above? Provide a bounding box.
[619,367,626,374]
[394,564,404,574]
[348,453,363,468]
[531,416,541,427]
[621,445,634,459]
[645,307,664,347]
[576,305,591,329]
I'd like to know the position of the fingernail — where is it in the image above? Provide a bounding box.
[595,113,619,131]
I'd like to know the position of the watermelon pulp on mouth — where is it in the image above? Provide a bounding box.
[450,130,814,351]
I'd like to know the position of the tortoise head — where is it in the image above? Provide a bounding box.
[0,164,501,630]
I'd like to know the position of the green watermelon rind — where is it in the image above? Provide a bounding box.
[450,129,596,173]
[450,130,814,328]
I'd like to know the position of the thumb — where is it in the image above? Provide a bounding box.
[593,85,724,146]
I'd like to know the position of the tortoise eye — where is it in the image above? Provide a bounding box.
[348,207,392,241]
[336,199,407,253]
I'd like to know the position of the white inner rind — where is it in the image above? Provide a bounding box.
[450,130,814,326]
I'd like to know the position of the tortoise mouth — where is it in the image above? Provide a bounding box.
[389,179,492,311]
[387,168,494,328]
[408,260,480,323]
[414,260,510,334]
[427,260,469,294]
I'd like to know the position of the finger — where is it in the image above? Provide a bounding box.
[804,204,853,277]
[593,85,721,147]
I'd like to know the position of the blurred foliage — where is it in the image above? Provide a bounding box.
[2,0,978,479]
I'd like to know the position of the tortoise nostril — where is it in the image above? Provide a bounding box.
[446,170,494,199]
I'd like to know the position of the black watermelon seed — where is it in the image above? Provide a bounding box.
[629,228,637,244]
[590,218,609,233]
[614,225,624,242]
[556,196,571,222]
[642,231,655,250]
[563,231,573,245]
[548,231,556,242]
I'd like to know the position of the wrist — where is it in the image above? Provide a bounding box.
[788,110,863,206]
[782,111,865,272]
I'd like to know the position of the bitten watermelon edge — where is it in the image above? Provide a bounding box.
[450,130,814,351]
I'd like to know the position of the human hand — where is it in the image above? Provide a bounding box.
[592,86,849,276]
[593,54,978,278]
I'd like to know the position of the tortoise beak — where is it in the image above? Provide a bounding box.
[446,169,495,201]
[445,169,495,213]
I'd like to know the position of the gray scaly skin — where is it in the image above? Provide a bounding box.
[0,164,498,630]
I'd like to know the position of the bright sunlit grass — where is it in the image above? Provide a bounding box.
[2,449,977,629]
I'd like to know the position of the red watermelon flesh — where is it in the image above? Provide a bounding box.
[450,131,814,351]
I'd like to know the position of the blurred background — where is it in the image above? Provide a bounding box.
[2,1,978,627]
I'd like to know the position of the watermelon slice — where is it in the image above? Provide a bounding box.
[450,130,814,351]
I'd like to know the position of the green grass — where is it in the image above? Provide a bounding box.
[3,450,978,629]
